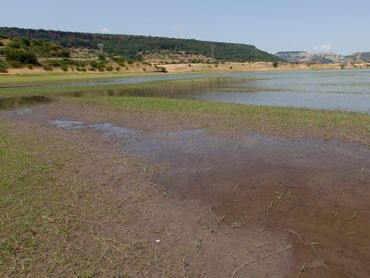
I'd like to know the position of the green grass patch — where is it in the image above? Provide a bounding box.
[0,76,235,97]
[0,72,153,87]
[217,86,281,93]
[70,96,370,145]
[0,127,61,274]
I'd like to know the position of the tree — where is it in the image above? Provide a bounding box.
[5,49,38,65]
[0,59,7,73]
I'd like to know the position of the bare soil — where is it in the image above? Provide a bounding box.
[1,102,370,277]
[162,62,370,73]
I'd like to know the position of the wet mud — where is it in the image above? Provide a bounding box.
[45,118,370,277]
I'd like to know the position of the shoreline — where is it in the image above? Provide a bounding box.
[1,65,370,90]
[1,61,370,76]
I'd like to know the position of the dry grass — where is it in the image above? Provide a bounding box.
[0,126,156,276]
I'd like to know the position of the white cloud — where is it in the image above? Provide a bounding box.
[101,27,110,34]
[313,44,332,52]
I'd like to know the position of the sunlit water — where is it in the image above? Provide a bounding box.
[71,69,370,114]
[193,70,370,114]
[2,70,370,114]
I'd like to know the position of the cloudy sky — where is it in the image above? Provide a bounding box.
[1,0,370,55]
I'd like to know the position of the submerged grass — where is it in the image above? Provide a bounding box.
[0,76,244,99]
[0,76,231,97]
[0,80,155,97]
[0,72,152,87]
[217,86,282,93]
[70,96,370,145]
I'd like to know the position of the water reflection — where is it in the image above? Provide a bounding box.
[1,70,370,114]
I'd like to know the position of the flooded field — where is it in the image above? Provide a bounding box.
[2,70,370,114]
[46,118,370,276]
[1,71,370,277]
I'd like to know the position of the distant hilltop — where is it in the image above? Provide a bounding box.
[0,26,279,63]
[276,51,370,64]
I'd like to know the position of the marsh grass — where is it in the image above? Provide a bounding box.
[217,86,282,93]
[0,76,229,97]
[0,72,152,87]
[70,96,370,145]
[0,127,60,274]
[0,126,161,276]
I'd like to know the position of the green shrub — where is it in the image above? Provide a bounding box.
[43,65,53,71]
[8,61,23,68]
[156,66,167,73]
[47,60,62,67]
[5,49,38,65]
[60,64,68,71]
[112,56,126,64]
[98,54,106,61]
[90,60,98,68]
[0,59,7,73]
[7,41,21,49]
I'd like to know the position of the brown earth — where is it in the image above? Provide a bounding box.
[163,62,370,73]
[1,102,370,277]
[3,61,369,75]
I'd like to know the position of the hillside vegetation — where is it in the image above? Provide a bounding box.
[0,27,279,63]
[0,35,165,73]
[276,51,370,65]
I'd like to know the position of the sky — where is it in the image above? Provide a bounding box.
[1,0,370,55]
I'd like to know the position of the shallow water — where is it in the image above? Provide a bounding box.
[47,118,370,276]
[1,70,370,113]
[195,70,370,114]
[71,69,370,114]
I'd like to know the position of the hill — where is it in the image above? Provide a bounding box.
[276,51,345,64]
[275,51,308,62]
[345,52,370,63]
[276,51,370,64]
[0,27,279,63]
[0,35,165,73]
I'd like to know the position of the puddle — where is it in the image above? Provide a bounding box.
[48,120,142,138]
[49,119,370,276]
[138,134,370,276]
[7,108,34,115]
[48,120,85,129]
[88,123,141,139]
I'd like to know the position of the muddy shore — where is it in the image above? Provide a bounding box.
[1,101,369,277]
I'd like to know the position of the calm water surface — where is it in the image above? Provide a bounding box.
[2,70,370,114]
[71,69,370,114]
[193,70,370,114]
